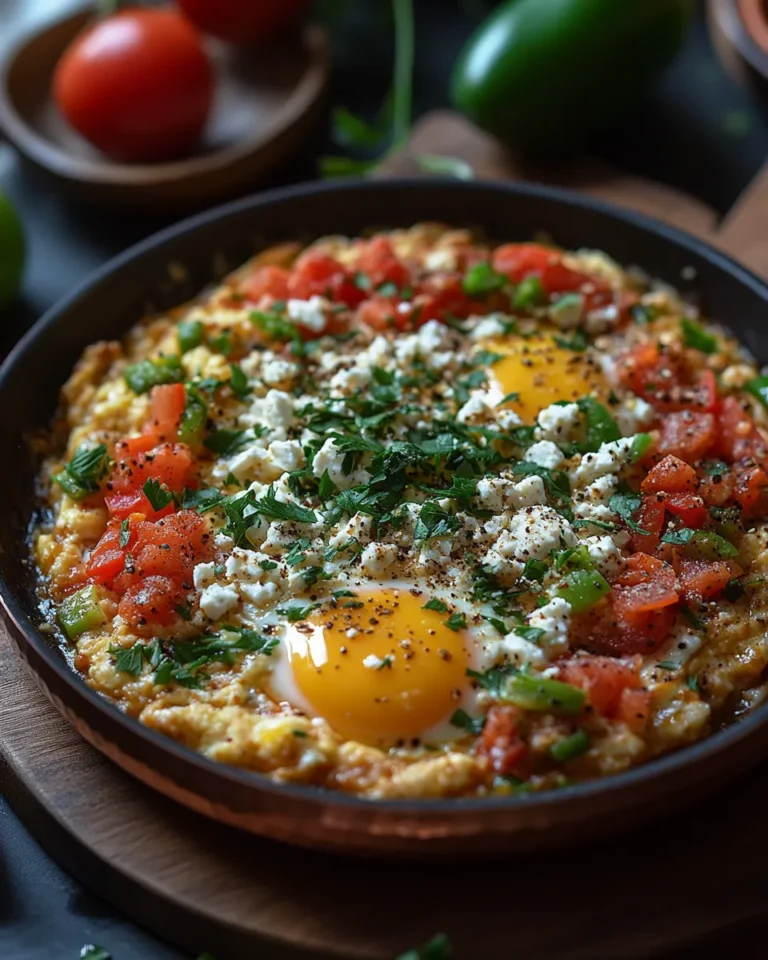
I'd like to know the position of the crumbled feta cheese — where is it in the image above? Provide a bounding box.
[417,537,454,570]
[535,402,581,443]
[199,583,239,620]
[359,542,399,578]
[329,365,371,394]
[615,396,655,436]
[193,562,216,590]
[496,505,577,562]
[510,475,548,508]
[498,632,546,667]
[239,581,279,607]
[524,440,564,470]
[362,653,395,670]
[548,293,584,329]
[585,304,620,333]
[312,437,371,490]
[214,533,235,551]
[239,389,294,434]
[573,474,619,528]
[328,513,373,549]
[470,315,507,341]
[496,407,523,430]
[571,436,637,486]
[261,358,298,386]
[457,391,495,425]
[267,439,305,475]
[528,597,572,658]
[476,475,547,512]
[287,296,328,332]
[582,535,625,576]
[417,319,448,354]
[425,248,457,272]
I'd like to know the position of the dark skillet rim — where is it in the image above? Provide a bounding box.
[3,176,768,818]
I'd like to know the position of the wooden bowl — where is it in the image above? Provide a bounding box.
[0,10,329,210]
[708,0,768,99]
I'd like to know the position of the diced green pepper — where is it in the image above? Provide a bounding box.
[178,385,208,447]
[709,505,743,543]
[177,319,204,354]
[554,568,610,613]
[680,318,718,355]
[462,261,507,296]
[513,276,545,309]
[549,292,584,328]
[124,355,184,395]
[58,585,106,640]
[629,432,653,462]
[549,727,589,762]
[744,376,768,408]
[681,529,738,561]
[503,673,586,715]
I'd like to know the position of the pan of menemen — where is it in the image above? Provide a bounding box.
[6,181,768,854]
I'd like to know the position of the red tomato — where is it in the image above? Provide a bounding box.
[132,511,213,583]
[105,442,195,520]
[663,493,708,528]
[86,520,132,586]
[575,600,676,657]
[732,463,768,517]
[477,705,527,776]
[491,242,612,310]
[641,455,698,494]
[240,265,290,304]
[616,688,652,734]
[629,494,666,554]
[718,396,768,465]
[558,655,643,718]
[659,411,716,463]
[177,0,309,44]
[677,559,732,601]
[355,297,400,332]
[618,345,717,413]
[288,253,366,308]
[354,237,410,290]
[53,10,213,163]
[145,384,186,444]
[612,553,679,624]
[414,275,478,324]
[118,576,186,632]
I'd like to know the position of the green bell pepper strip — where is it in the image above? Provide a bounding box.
[124,355,185,395]
[451,0,691,155]
[513,276,544,309]
[503,674,585,715]
[549,728,590,763]
[682,530,738,561]
[629,433,653,463]
[554,568,610,613]
[178,385,208,447]
[462,261,507,296]
[58,586,107,640]
[744,376,768,408]
[178,319,204,354]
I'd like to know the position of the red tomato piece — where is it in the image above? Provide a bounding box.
[355,297,399,332]
[732,463,768,517]
[557,655,643,718]
[414,275,478,324]
[659,411,716,463]
[677,559,732,601]
[618,345,716,413]
[576,601,677,656]
[354,236,410,290]
[118,575,186,632]
[718,395,768,465]
[698,469,735,507]
[105,442,195,520]
[240,265,290,304]
[287,253,366,309]
[641,455,698,494]
[663,493,708,528]
[133,511,213,583]
[492,242,614,311]
[613,553,679,624]
[53,10,213,163]
[616,688,652,734]
[629,493,666,554]
[477,705,527,776]
[145,383,186,444]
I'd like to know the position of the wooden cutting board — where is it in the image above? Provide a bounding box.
[4,111,768,960]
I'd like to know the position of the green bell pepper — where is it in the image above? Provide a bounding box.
[503,673,585,715]
[451,0,692,155]
[124,355,185,395]
[555,567,610,613]
[745,376,768,408]
[58,585,107,640]
[178,385,208,447]
[513,276,544,309]
[549,728,590,762]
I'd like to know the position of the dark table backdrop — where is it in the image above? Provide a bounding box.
[1,2,768,958]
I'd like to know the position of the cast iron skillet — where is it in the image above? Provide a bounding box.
[3,179,768,858]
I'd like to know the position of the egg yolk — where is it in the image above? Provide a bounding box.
[281,589,469,746]
[486,334,607,423]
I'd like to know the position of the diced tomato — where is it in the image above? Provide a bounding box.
[355,296,400,331]
[616,688,652,734]
[105,442,195,520]
[132,511,213,583]
[414,275,479,325]
[558,655,643,718]
[118,434,160,458]
[118,575,186,632]
[491,242,612,311]
[629,493,666,554]
[476,705,527,776]
[613,553,679,625]
[618,344,717,413]
[678,559,733,601]
[287,252,366,308]
[240,264,290,303]
[659,411,716,463]
[717,395,768,466]
[698,469,735,507]
[641,455,698,494]
[732,463,768,517]
[663,493,708,528]
[86,539,127,585]
[354,236,409,290]
[145,383,186,444]
[576,600,677,656]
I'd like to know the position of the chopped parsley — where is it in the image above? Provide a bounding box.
[422,597,448,613]
[229,363,251,400]
[445,612,467,631]
[142,477,174,512]
[609,486,650,535]
[449,708,485,735]
[53,443,112,501]
[203,428,249,455]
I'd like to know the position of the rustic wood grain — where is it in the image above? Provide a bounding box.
[3,631,768,960]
